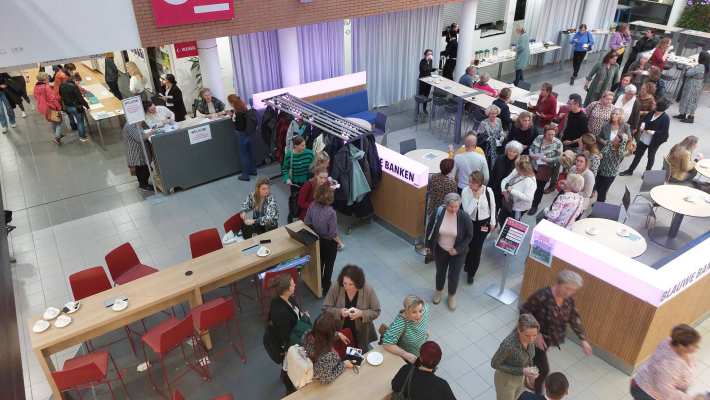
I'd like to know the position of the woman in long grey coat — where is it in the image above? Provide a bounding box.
[584,51,621,106]
[514,26,530,87]
[322,265,381,350]
[675,51,710,124]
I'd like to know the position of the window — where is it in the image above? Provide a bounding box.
[476,0,507,26]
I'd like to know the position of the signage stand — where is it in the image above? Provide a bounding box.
[486,217,530,305]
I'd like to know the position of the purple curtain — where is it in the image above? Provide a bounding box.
[231,31,282,103]
[297,20,345,84]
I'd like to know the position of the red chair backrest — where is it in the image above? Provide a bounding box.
[223,213,243,236]
[262,268,299,293]
[105,243,141,282]
[195,297,235,332]
[52,360,104,391]
[189,228,223,259]
[172,389,186,400]
[158,315,195,355]
[69,267,112,301]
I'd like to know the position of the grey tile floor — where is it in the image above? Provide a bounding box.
[4,59,710,400]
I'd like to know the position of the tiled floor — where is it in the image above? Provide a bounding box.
[5,60,710,400]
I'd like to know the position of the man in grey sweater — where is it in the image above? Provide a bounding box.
[454,134,489,192]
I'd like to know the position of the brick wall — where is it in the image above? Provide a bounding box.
[132,0,460,47]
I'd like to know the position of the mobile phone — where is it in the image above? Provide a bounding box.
[104,296,127,308]
[260,239,272,244]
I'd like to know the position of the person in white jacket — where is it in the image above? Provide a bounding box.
[500,155,537,222]
[461,170,496,284]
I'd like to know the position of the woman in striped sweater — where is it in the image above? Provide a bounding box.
[282,136,315,222]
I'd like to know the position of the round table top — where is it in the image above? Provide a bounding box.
[696,158,710,179]
[650,184,710,218]
[405,149,449,174]
[345,117,371,130]
[571,218,647,258]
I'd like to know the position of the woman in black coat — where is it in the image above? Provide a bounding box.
[490,141,523,212]
[425,192,473,311]
[418,49,434,114]
[159,74,187,122]
[620,97,670,176]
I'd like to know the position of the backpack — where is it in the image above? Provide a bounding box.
[285,345,313,389]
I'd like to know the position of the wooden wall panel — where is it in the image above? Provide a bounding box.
[370,173,426,239]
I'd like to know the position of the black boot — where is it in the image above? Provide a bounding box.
[680,115,695,124]
[673,113,686,119]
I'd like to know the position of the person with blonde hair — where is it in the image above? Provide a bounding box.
[125,61,146,100]
[492,314,540,400]
[477,104,504,165]
[506,111,538,153]
[382,295,430,363]
[666,136,701,184]
[462,171,496,284]
[500,155,536,222]
[514,26,530,86]
[240,177,279,238]
[33,71,63,144]
[579,134,601,176]
[649,37,671,70]
[599,107,631,147]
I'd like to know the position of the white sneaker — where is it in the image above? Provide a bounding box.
[10,123,16,128]
[21,112,26,118]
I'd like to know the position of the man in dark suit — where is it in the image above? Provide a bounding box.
[518,372,569,400]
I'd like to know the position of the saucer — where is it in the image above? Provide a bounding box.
[585,227,599,236]
[685,196,700,204]
[257,246,271,257]
[43,307,61,321]
[33,320,50,333]
[64,301,81,314]
[54,314,72,328]
[617,229,630,238]
[112,299,128,312]
[367,351,384,366]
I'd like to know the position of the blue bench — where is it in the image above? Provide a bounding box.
[314,90,377,123]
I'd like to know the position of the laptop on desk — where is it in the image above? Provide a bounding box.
[285,226,319,246]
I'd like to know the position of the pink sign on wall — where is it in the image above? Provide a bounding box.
[151,0,235,28]
[375,144,429,188]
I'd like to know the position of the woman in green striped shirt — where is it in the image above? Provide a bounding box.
[382,295,430,364]
[282,136,315,222]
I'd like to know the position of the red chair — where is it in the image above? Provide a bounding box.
[260,267,300,318]
[173,389,234,400]
[141,315,210,398]
[223,213,244,236]
[105,243,158,285]
[51,351,128,399]
[189,228,223,258]
[69,267,137,355]
[189,297,246,363]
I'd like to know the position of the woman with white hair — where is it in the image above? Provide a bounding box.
[425,192,473,311]
[382,295,431,364]
[491,141,523,212]
[195,88,226,117]
[520,269,592,394]
[477,104,503,165]
[614,84,639,131]
[473,72,498,97]
[629,54,651,88]
[537,174,585,227]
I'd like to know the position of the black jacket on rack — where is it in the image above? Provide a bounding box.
[261,106,278,155]
[328,134,382,217]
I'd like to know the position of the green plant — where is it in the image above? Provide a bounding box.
[187,56,202,89]
[676,0,710,32]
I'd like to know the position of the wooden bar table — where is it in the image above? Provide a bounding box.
[282,346,404,400]
[30,221,321,400]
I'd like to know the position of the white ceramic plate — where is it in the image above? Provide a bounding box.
[43,307,60,321]
[585,227,599,236]
[54,314,72,328]
[64,301,81,314]
[33,320,50,333]
[256,246,271,257]
[367,351,384,366]
[112,299,128,312]
[617,228,630,238]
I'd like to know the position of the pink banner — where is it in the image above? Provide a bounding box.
[152,0,234,28]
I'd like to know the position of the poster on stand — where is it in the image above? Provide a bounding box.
[122,96,145,125]
[494,217,529,256]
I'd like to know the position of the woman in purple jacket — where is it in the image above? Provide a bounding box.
[609,23,631,66]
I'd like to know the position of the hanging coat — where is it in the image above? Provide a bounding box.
[331,145,352,203]
[348,145,371,205]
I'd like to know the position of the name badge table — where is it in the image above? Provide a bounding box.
[29,222,322,400]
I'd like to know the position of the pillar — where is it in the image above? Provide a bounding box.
[453,0,479,81]
[277,27,301,87]
[197,38,226,101]
[581,0,602,30]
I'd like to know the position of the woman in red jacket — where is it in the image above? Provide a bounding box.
[531,82,557,128]
[297,166,329,220]
[649,38,671,70]
[33,72,64,145]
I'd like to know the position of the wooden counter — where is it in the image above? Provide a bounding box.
[371,172,427,241]
[282,346,404,400]
[30,221,321,400]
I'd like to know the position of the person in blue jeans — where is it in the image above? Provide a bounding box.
[228,94,258,181]
[59,73,90,142]
[0,90,17,134]
[569,24,595,85]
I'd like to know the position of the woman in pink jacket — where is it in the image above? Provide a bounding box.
[33,71,64,145]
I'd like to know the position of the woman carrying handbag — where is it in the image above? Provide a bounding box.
[33,72,64,145]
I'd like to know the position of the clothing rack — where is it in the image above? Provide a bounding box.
[261,93,371,142]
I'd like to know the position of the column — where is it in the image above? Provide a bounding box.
[581,0,602,29]
[197,38,226,101]
[277,27,301,87]
[453,0,479,81]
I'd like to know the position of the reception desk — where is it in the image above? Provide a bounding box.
[149,117,268,193]
[522,221,710,373]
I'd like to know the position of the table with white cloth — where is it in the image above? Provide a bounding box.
[419,75,482,143]
[649,184,710,250]
[474,43,563,78]
[405,149,448,174]
[696,159,710,179]
[571,218,647,258]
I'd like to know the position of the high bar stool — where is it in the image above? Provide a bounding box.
[414,95,432,122]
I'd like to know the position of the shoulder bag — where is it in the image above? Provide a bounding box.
[289,314,313,346]
[392,364,416,400]
[46,109,62,123]
[502,176,524,213]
